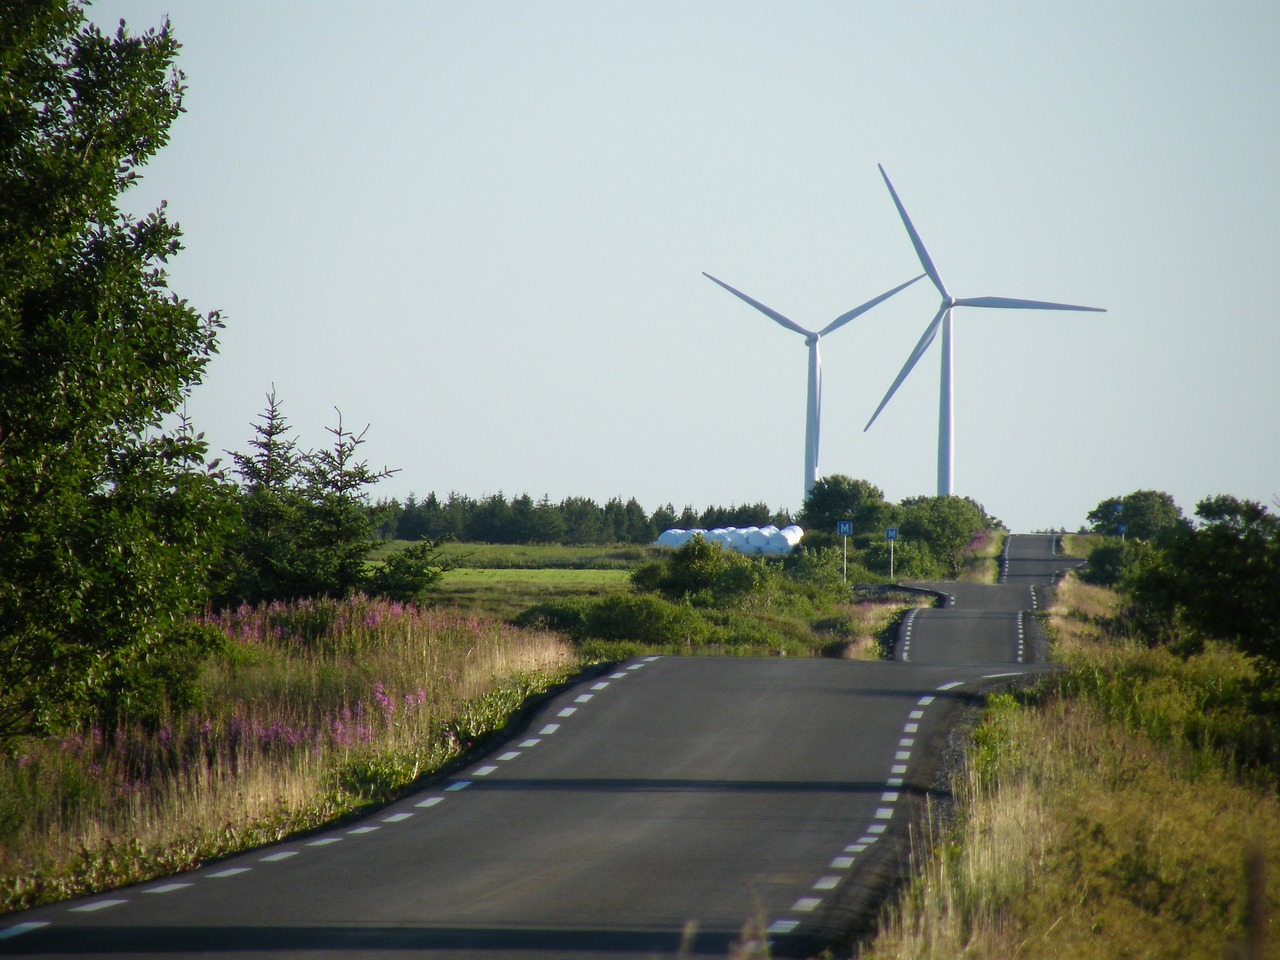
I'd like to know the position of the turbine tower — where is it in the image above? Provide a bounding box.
[865,164,1106,496]
[703,271,922,499]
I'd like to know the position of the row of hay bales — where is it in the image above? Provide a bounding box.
[654,525,805,556]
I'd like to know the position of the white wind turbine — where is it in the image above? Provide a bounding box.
[703,270,923,499]
[865,164,1106,496]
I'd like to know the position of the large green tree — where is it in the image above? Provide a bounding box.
[1,1,230,735]
[1125,496,1280,662]
[797,476,889,539]
[1087,489,1186,541]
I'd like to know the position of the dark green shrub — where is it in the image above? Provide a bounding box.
[512,600,588,634]
[581,593,709,646]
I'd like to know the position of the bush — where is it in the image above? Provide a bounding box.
[512,600,588,634]
[581,594,709,646]
[632,535,775,607]
[1080,540,1140,586]
[364,538,452,603]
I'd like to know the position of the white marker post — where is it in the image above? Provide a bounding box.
[886,527,898,581]
[837,520,853,582]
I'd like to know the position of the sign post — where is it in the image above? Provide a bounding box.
[885,527,898,580]
[836,520,853,582]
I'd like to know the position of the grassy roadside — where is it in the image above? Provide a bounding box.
[859,573,1280,959]
[0,599,578,913]
[2,542,926,917]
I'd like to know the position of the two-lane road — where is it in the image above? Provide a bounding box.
[1,535,1074,959]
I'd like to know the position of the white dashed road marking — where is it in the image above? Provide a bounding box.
[207,867,251,878]
[69,900,127,912]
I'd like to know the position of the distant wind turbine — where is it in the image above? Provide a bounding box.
[865,164,1106,496]
[703,270,923,499]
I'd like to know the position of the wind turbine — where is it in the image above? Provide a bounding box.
[703,270,923,499]
[865,164,1106,496]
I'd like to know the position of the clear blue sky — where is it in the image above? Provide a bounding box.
[90,1,1279,533]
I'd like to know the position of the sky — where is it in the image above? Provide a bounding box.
[86,1,1279,533]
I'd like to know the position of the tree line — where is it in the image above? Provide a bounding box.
[370,492,792,547]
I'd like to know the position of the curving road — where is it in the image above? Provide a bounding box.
[0,535,1081,959]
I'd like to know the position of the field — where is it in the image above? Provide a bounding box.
[432,567,633,620]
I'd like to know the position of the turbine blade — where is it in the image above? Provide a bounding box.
[864,304,949,432]
[819,273,926,337]
[702,272,814,337]
[878,164,949,300]
[953,295,1106,312]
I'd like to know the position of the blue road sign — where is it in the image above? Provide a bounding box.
[836,520,853,537]
[885,527,898,541]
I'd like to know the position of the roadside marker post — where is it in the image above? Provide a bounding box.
[885,527,898,580]
[836,521,853,582]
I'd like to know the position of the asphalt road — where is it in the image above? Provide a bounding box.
[0,534,1081,959]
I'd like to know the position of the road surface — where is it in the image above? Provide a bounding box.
[0,534,1081,958]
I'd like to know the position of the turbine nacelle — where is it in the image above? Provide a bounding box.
[868,165,1106,496]
[702,269,923,499]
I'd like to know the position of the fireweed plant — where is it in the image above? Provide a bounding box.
[0,597,575,912]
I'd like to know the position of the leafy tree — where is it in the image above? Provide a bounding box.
[798,476,889,539]
[0,3,231,735]
[1087,490,1186,541]
[632,534,771,606]
[1125,496,1280,662]
[897,495,991,576]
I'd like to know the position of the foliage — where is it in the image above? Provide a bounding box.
[630,534,773,606]
[363,537,452,603]
[581,593,709,646]
[1078,538,1142,586]
[1124,495,1280,663]
[1,597,575,912]
[1087,489,1186,541]
[0,3,232,736]
[797,475,889,541]
[381,490,790,547]
[896,494,996,577]
[214,393,449,607]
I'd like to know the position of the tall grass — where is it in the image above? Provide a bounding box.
[957,530,1006,583]
[0,597,575,913]
[861,574,1280,959]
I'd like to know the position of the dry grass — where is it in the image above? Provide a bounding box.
[835,595,933,660]
[957,530,1006,584]
[0,598,576,912]
[1045,574,1125,656]
[861,575,1280,960]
